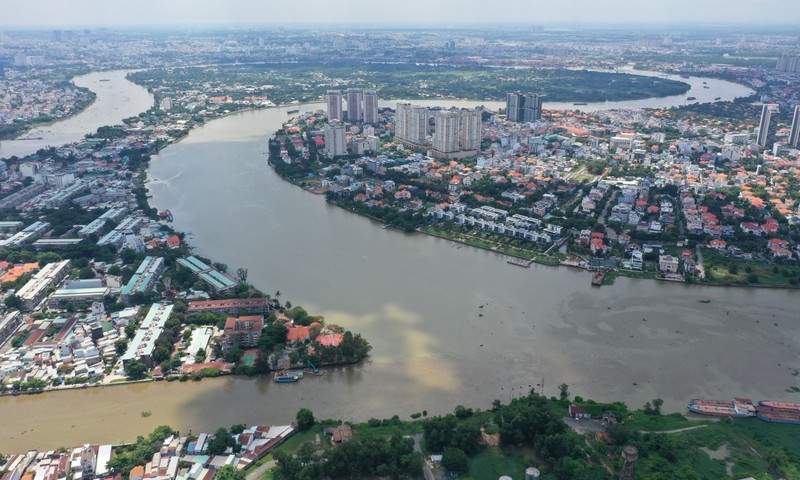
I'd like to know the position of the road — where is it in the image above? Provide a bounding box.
[412,433,435,480]
[597,190,620,242]
[695,245,706,279]
[246,460,276,480]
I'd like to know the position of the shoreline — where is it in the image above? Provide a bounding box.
[279,176,799,291]
[0,89,98,143]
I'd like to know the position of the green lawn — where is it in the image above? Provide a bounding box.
[465,448,541,480]
[625,412,711,432]
[420,226,559,265]
[703,249,800,288]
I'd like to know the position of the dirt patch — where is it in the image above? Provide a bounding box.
[700,442,730,461]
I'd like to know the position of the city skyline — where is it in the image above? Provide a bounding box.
[2,0,800,27]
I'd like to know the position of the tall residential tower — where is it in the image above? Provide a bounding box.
[432,110,461,153]
[789,105,800,149]
[395,103,428,145]
[363,90,379,124]
[506,92,543,122]
[326,90,343,122]
[756,104,780,148]
[324,122,347,158]
[346,88,363,122]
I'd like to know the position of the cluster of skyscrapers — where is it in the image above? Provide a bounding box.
[394,103,481,158]
[326,88,378,124]
[505,92,544,123]
[757,103,800,150]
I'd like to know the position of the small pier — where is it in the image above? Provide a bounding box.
[507,257,533,268]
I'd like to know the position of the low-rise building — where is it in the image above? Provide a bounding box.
[187,297,271,316]
[15,260,71,310]
[120,303,173,368]
[222,315,264,353]
[120,256,164,304]
[658,255,679,274]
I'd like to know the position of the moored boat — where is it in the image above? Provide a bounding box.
[273,370,304,383]
[591,271,605,286]
[756,406,800,424]
[757,400,800,412]
[687,398,755,417]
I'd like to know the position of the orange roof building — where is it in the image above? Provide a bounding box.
[0,262,39,285]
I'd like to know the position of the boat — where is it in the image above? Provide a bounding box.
[591,271,605,286]
[99,79,110,82]
[687,398,755,417]
[273,370,304,383]
[703,86,710,89]
[286,108,299,114]
[573,102,588,106]
[758,400,800,412]
[756,406,800,425]
[686,96,697,101]
[158,210,174,222]
[714,97,721,101]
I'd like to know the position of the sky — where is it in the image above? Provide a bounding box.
[1,0,799,28]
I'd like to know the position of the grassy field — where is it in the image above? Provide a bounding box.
[420,226,560,265]
[702,249,800,288]
[465,448,539,480]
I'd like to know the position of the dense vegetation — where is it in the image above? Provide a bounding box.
[106,426,177,478]
[273,432,423,479]
[129,63,690,104]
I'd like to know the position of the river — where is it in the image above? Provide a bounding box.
[0,70,153,160]
[0,71,787,453]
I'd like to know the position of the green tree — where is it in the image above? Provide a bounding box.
[441,447,469,474]
[559,383,570,401]
[214,465,244,480]
[236,267,248,283]
[4,295,22,311]
[296,408,315,430]
[206,428,232,456]
[115,338,129,355]
[124,360,148,380]
[36,251,62,266]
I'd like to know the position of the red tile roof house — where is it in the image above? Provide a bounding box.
[166,235,181,249]
[285,323,310,344]
[316,332,343,347]
[569,405,592,419]
[324,424,353,445]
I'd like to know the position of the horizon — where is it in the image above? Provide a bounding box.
[2,0,800,29]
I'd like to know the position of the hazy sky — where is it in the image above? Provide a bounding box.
[2,0,799,27]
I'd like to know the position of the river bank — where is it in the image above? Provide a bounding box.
[0,70,154,159]
[0,89,97,142]
[1,66,793,453]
